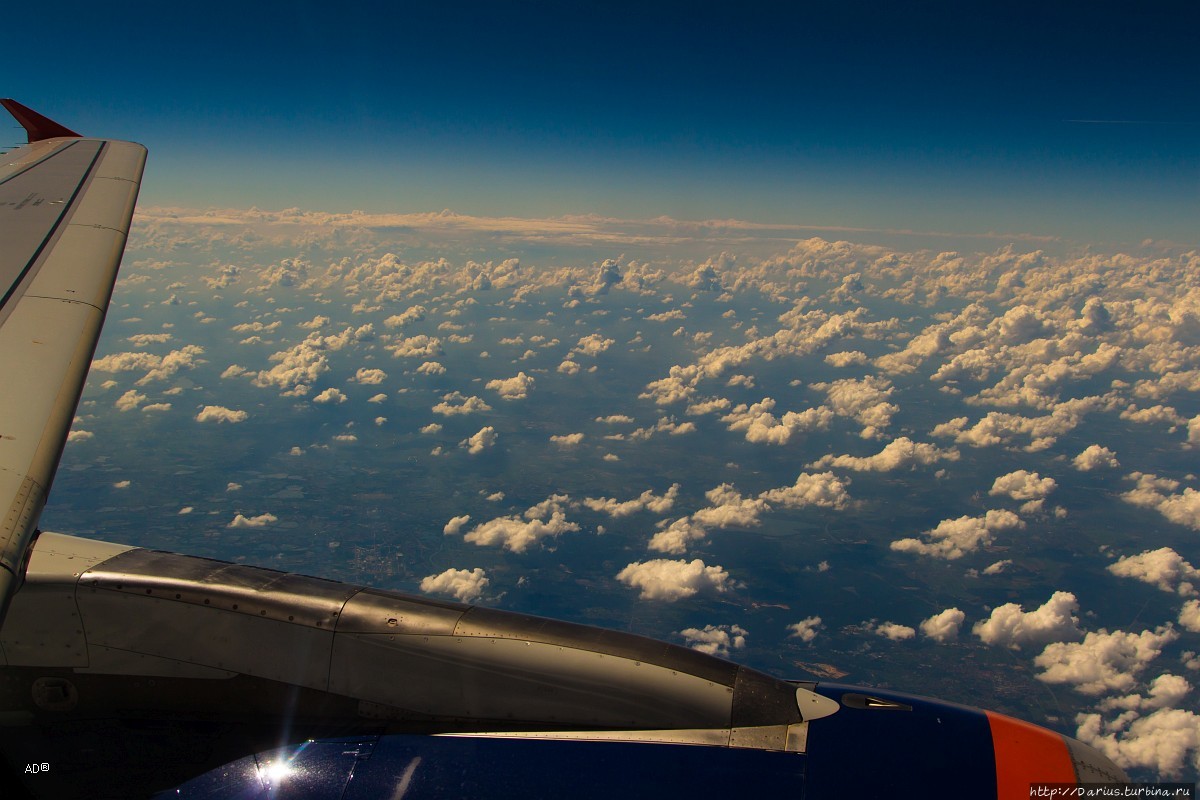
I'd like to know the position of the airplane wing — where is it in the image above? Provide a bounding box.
[0,99,146,623]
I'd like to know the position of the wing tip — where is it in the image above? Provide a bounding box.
[1,98,82,142]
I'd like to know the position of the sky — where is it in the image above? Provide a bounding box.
[4,1,1197,246]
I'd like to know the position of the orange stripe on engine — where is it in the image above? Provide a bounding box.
[986,711,1077,799]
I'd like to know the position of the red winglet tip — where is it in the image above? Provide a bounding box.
[1,99,82,142]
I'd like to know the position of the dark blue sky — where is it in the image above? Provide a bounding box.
[6,1,1197,245]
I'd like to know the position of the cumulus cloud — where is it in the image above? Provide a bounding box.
[581,484,679,518]
[443,515,471,535]
[416,360,446,375]
[1035,626,1179,695]
[691,484,768,530]
[1121,472,1200,531]
[388,334,442,358]
[313,387,347,404]
[989,470,1057,501]
[228,512,278,528]
[432,391,492,416]
[383,305,427,328]
[679,624,747,657]
[462,495,579,552]
[1179,600,1200,632]
[354,368,387,385]
[93,345,205,386]
[920,608,966,642]
[1077,706,1200,779]
[890,509,1024,560]
[809,437,958,472]
[460,426,497,455]
[1074,445,1119,471]
[419,567,489,603]
[67,430,94,443]
[759,472,852,510]
[616,558,732,601]
[486,372,535,400]
[550,432,585,447]
[810,376,898,438]
[788,616,823,643]
[115,390,145,412]
[573,333,614,357]
[1108,548,1200,596]
[648,517,709,555]
[872,621,917,641]
[825,351,868,367]
[972,591,1083,649]
[195,405,249,423]
[721,398,834,445]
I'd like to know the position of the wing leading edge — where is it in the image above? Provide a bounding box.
[0,101,146,624]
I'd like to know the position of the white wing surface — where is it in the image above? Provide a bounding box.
[0,99,145,622]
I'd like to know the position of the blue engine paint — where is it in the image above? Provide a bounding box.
[804,683,998,799]
[158,735,809,799]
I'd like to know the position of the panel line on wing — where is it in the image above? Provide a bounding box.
[0,139,78,188]
[0,141,106,316]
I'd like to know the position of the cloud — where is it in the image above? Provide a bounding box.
[1180,600,1200,632]
[420,423,443,434]
[920,608,966,642]
[809,437,958,472]
[1074,445,1120,471]
[989,470,1057,501]
[972,591,1083,650]
[721,398,834,445]
[419,567,489,603]
[383,305,427,328]
[1035,626,1179,695]
[810,376,898,438]
[648,517,708,555]
[368,393,387,403]
[354,368,387,384]
[115,390,145,412]
[1076,706,1200,779]
[550,432,585,447]
[890,509,1024,560]
[462,496,579,552]
[679,624,747,657]
[691,484,768,529]
[195,405,249,423]
[460,426,497,455]
[432,391,492,416]
[126,332,174,346]
[142,403,172,412]
[1108,548,1200,596]
[443,515,471,535]
[486,372,535,400]
[616,558,732,601]
[872,622,916,641]
[788,616,823,643]
[825,351,868,367]
[228,512,278,528]
[581,484,679,518]
[388,334,442,358]
[1121,472,1200,531]
[67,430,94,443]
[313,387,347,404]
[416,360,446,375]
[113,480,130,489]
[759,471,852,510]
[573,333,614,356]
